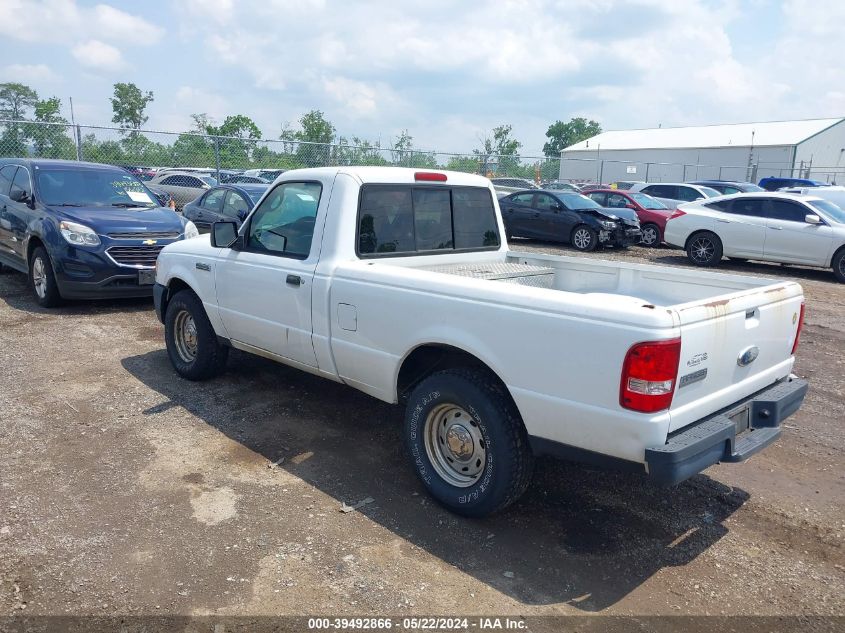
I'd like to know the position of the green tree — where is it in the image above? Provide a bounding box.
[444,155,482,174]
[28,97,75,159]
[207,114,263,168]
[543,117,601,157]
[285,110,336,167]
[0,82,39,157]
[111,82,154,132]
[475,124,522,176]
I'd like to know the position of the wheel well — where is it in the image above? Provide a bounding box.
[161,277,195,316]
[26,236,45,262]
[397,344,508,402]
[831,243,845,267]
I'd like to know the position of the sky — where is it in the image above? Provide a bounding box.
[0,0,843,156]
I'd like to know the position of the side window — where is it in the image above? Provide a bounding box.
[767,200,809,222]
[729,198,765,216]
[185,177,203,188]
[643,185,673,198]
[587,192,606,205]
[0,165,17,196]
[607,193,629,208]
[222,191,250,219]
[201,189,226,211]
[358,187,414,254]
[510,192,535,206]
[705,199,732,211]
[722,186,741,195]
[676,186,702,202]
[160,176,181,186]
[535,194,557,211]
[413,188,452,251]
[11,167,32,198]
[247,182,322,258]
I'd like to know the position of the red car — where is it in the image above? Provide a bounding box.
[585,189,675,247]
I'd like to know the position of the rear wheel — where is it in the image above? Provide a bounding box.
[833,248,845,283]
[686,231,723,267]
[29,246,62,307]
[404,368,534,517]
[164,289,228,380]
[570,225,598,252]
[640,223,661,247]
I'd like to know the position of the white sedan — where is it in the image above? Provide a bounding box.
[663,192,845,283]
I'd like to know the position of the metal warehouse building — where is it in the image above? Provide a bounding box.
[559,117,845,184]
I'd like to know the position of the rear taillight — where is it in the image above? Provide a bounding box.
[620,338,682,413]
[791,302,806,355]
[668,209,686,220]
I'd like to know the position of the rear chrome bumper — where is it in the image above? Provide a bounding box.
[645,375,808,485]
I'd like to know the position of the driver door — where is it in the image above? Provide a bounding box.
[214,179,327,368]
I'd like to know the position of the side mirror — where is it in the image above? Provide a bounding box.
[805,214,822,225]
[211,221,239,248]
[10,188,28,203]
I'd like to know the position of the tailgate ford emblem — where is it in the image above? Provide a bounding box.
[737,346,760,366]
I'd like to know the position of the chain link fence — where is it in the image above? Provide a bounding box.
[0,119,562,182]
[2,119,843,185]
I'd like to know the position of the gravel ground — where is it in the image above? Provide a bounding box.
[0,242,843,620]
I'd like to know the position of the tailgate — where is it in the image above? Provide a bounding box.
[667,281,804,433]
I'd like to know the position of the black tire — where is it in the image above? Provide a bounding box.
[570,225,598,252]
[164,289,228,380]
[29,246,62,307]
[640,223,661,247]
[833,248,845,283]
[404,368,534,517]
[686,231,723,267]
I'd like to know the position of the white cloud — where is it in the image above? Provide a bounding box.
[72,40,125,71]
[321,77,398,118]
[175,86,230,121]
[93,4,163,43]
[1,64,58,83]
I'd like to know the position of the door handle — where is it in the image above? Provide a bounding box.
[717,219,731,223]
[768,226,783,230]
[286,274,302,286]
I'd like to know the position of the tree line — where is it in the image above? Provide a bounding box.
[0,81,601,179]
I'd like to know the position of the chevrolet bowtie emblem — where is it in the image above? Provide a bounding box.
[143,239,157,245]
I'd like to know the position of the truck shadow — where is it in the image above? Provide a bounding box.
[122,348,749,611]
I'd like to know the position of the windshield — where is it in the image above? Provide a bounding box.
[743,184,764,192]
[35,168,157,207]
[809,199,845,223]
[247,191,266,203]
[556,192,603,210]
[630,193,667,209]
[700,186,721,198]
[200,176,218,186]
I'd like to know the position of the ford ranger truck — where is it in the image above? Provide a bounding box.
[152,167,808,517]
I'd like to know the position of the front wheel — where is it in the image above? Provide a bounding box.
[833,248,845,283]
[164,289,229,380]
[570,225,598,252]
[640,223,661,247]
[686,231,723,267]
[404,368,534,517]
[29,246,62,307]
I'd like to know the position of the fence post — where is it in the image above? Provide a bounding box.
[645,163,650,181]
[598,159,604,184]
[75,125,83,161]
[213,136,221,182]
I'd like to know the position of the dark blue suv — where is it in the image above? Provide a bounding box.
[0,159,198,307]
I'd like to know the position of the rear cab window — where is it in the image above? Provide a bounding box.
[357,184,500,256]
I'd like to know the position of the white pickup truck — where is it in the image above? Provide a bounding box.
[153,167,808,517]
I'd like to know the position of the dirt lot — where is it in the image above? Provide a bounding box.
[0,243,843,622]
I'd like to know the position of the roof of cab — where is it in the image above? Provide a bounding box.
[283,166,492,188]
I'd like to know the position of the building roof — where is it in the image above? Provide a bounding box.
[563,118,845,152]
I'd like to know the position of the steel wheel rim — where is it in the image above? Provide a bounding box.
[641,226,658,245]
[32,257,47,299]
[690,237,714,263]
[173,309,199,363]
[424,403,486,488]
[573,228,592,249]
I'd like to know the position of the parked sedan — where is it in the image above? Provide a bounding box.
[586,189,673,246]
[182,184,269,232]
[540,180,581,192]
[663,192,845,282]
[758,176,827,191]
[148,171,218,210]
[499,190,641,251]
[628,182,721,208]
[689,180,764,194]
